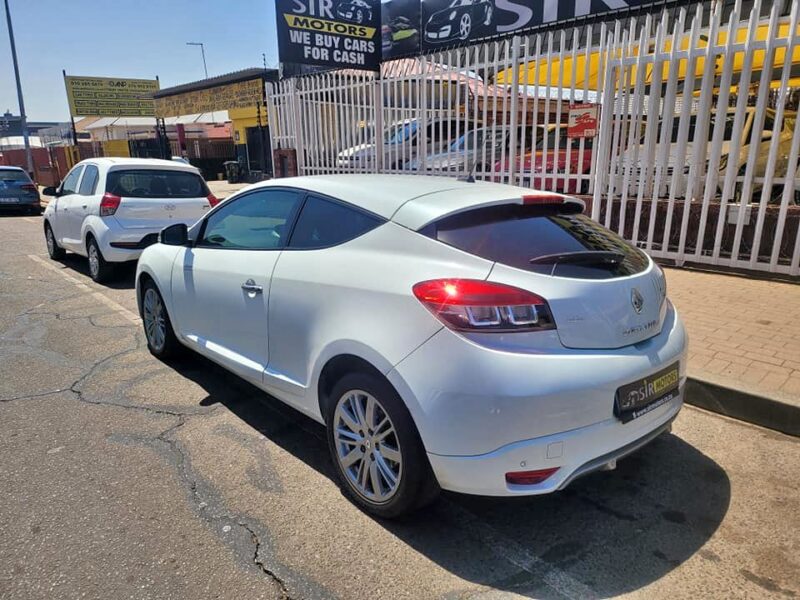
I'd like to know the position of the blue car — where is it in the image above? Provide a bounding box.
[0,166,41,215]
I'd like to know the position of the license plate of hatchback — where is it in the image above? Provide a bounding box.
[615,362,680,423]
[0,197,19,203]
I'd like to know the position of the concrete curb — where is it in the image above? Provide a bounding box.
[685,377,800,438]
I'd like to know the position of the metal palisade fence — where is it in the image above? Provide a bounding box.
[268,0,800,276]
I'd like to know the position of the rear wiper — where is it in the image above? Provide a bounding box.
[529,250,626,265]
[529,251,626,275]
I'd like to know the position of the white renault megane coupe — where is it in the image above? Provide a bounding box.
[136,175,687,518]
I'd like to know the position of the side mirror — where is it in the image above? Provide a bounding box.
[42,186,58,197]
[160,223,188,246]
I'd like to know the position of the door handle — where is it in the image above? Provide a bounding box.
[82,204,87,209]
[241,279,263,294]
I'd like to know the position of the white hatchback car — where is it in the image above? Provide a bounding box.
[42,158,218,282]
[136,175,687,518]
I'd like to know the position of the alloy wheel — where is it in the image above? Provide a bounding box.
[46,227,55,255]
[88,242,100,278]
[143,288,167,352]
[333,389,402,503]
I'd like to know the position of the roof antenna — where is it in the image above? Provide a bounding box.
[458,159,477,183]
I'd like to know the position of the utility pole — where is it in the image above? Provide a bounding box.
[186,41,212,122]
[186,42,208,78]
[3,0,34,176]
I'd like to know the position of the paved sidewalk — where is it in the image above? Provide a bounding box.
[207,180,250,198]
[666,268,800,406]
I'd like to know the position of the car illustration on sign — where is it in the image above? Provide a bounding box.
[424,0,494,44]
[335,0,373,24]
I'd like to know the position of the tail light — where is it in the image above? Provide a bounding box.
[207,193,220,207]
[412,279,556,332]
[100,192,121,216]
[506,467,560,486]
[21,183,37,193]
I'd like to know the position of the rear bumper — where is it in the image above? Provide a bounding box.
[387,304,687,496]
[426,390,681,496]
[89,216,188,262]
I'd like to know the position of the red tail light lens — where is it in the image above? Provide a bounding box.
[21,183,37,192]
[505,467,560,486]
[100,192,121,216]
[207,193,220,207]
[412,279,556,332]
[522,194,567,205]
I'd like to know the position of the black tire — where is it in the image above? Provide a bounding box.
[86,235,115,283]
[140,279,181,359]
[44,222,66,260]
[325,371,439,518]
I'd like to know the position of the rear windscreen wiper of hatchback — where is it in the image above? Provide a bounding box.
[529,250,626,270]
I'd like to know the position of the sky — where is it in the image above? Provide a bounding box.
[0,0,279,121]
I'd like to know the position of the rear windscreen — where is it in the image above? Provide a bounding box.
[0,169,31,182]
[106,169,208,198]
[423,204,650,279]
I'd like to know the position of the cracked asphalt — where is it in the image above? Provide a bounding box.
[1,214,798,600]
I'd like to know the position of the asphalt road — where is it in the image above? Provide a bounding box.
[1,213,798,600]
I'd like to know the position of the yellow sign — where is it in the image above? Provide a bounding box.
[283,14,375,39]
[64,75,159,117]
[154,78,264,118]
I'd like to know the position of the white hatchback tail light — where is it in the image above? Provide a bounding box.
[412,279,556,332]
[100,192,121,216]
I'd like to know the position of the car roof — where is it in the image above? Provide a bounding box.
[0,166,25,171]
[251,174,568,230]
[77,157,199,172]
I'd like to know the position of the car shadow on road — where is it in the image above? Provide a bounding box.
[53,254,137,290]
[175,354,730,599]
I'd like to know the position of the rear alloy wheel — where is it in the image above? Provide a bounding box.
[44,223,65,260]
[326,372,438,518]
[141,282,180,359]
[86,236,114,283]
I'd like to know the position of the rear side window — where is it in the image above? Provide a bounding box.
[78,165,99,195]
[60,166,84,195]
[289,195,382,249]
[424,204,649,279]
[0,169,31,182]
[106,169,208,198]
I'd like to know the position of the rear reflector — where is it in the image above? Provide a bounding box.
[412,279,555,332]
[100,192,121,216]
[505,467,560,486]
[207,193,220,207]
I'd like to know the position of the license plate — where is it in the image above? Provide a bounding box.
[615,362,680,423]
[0,197,19,203]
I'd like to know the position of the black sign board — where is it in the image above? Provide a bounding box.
[420,0,668,52]
[276,0,382,71]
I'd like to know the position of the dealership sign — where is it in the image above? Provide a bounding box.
[63,75,159,117]
[154,79,264,118]
[276,0,381,70]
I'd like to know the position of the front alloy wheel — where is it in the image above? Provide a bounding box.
[143,288,167,354]
[334,390,402,503]
[140,281,180,359]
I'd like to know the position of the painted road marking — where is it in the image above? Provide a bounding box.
[27,254,141,324]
